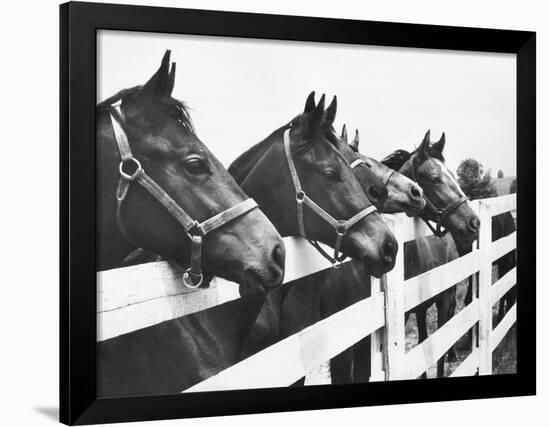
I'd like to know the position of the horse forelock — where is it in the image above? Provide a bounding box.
[97,86,195,135]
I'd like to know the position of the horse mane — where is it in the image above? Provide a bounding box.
[381,149,413,171]
[229,112,329,184]
[96,86,195,133]
[382,144,446,171]
[229,128,284,184]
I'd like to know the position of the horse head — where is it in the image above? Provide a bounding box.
[97,50,285,298]
[342,125,426,215]
[384,130,480,248]
[229,92,397,277]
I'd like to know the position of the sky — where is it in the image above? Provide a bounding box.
[98,30,516,177]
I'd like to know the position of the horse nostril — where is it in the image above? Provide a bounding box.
[382,239,396,260]
[469,217,480,231]
[271,243,285,270]
[368,186,381,204]
[410,185,422,200]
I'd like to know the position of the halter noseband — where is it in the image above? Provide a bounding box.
[283,128,378,268]
[109,105,259,288]
[408,157,469,237]
[350,157,395,193]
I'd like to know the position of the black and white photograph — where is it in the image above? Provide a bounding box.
[2,0,546,426]
[96,29,518,397]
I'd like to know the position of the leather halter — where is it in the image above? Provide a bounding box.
[350,157,395,188]
[283,128,378,267]
[109,105,259,288]
[408,157,469,237]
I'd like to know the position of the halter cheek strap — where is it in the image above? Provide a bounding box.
[283,128,377,267]
[109,106,258,288]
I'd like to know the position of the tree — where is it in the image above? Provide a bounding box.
[456,158,497,200]
[509,179,517,194]
[497,169,504,178]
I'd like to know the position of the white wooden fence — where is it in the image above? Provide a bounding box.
[97,194,517,391]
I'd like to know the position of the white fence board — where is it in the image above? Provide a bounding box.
[477,202,493,375]
[491,232,516,261]
[184,292,385,392]
[450,348,479,377]
[401,300,479,379]
[482,194,516,216]
[369,278,385,382]
[403,250,480,312]
[97,237,344,341]
[98,194,517,382]
[491,304,517,352]
[491,268,517,306]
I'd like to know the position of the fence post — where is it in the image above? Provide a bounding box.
[382,216,406,381]
[370,277,385,381]
[477,201,493,375]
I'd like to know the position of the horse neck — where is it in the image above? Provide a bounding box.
[234,135,297,237]
[96,109,136,270]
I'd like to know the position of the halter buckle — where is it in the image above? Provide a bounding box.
[119,157,143,181]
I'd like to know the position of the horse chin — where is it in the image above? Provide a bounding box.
[237,267,278,300]
[362,263,384,279]
[404,206,423,217]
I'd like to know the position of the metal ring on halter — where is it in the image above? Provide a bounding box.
[182,269,203,289]
[296,191,305,202]
[119,157,143,181]
[336,223,347,236]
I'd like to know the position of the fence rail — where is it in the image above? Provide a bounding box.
[97,194,517,389]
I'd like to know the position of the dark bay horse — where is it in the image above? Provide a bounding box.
[382,130,480,378]
[97,51,289,397]
[229,91,396,273]
[234,92,398,359]
[97,50,285,298]
[276,126,427,385]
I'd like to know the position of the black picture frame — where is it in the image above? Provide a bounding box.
[60,1,536,425]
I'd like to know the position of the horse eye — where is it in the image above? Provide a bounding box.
[323,169,340,182]
[184,158,209,175]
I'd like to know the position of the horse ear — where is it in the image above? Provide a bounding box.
[350,129,360,152]
[432,132,446,154]
[308,93,325,136]
[304,91,316,113]
[419,129,431,152]
[138,50,173,103]
[341,124,348,143]
[325,96,337,125]
[165,62,176,97]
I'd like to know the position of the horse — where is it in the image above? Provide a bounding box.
[232,92,398,360]
[96,50,285,298]
[381,129,480,378]
[229,91,396,274]
[275,125,427,385]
